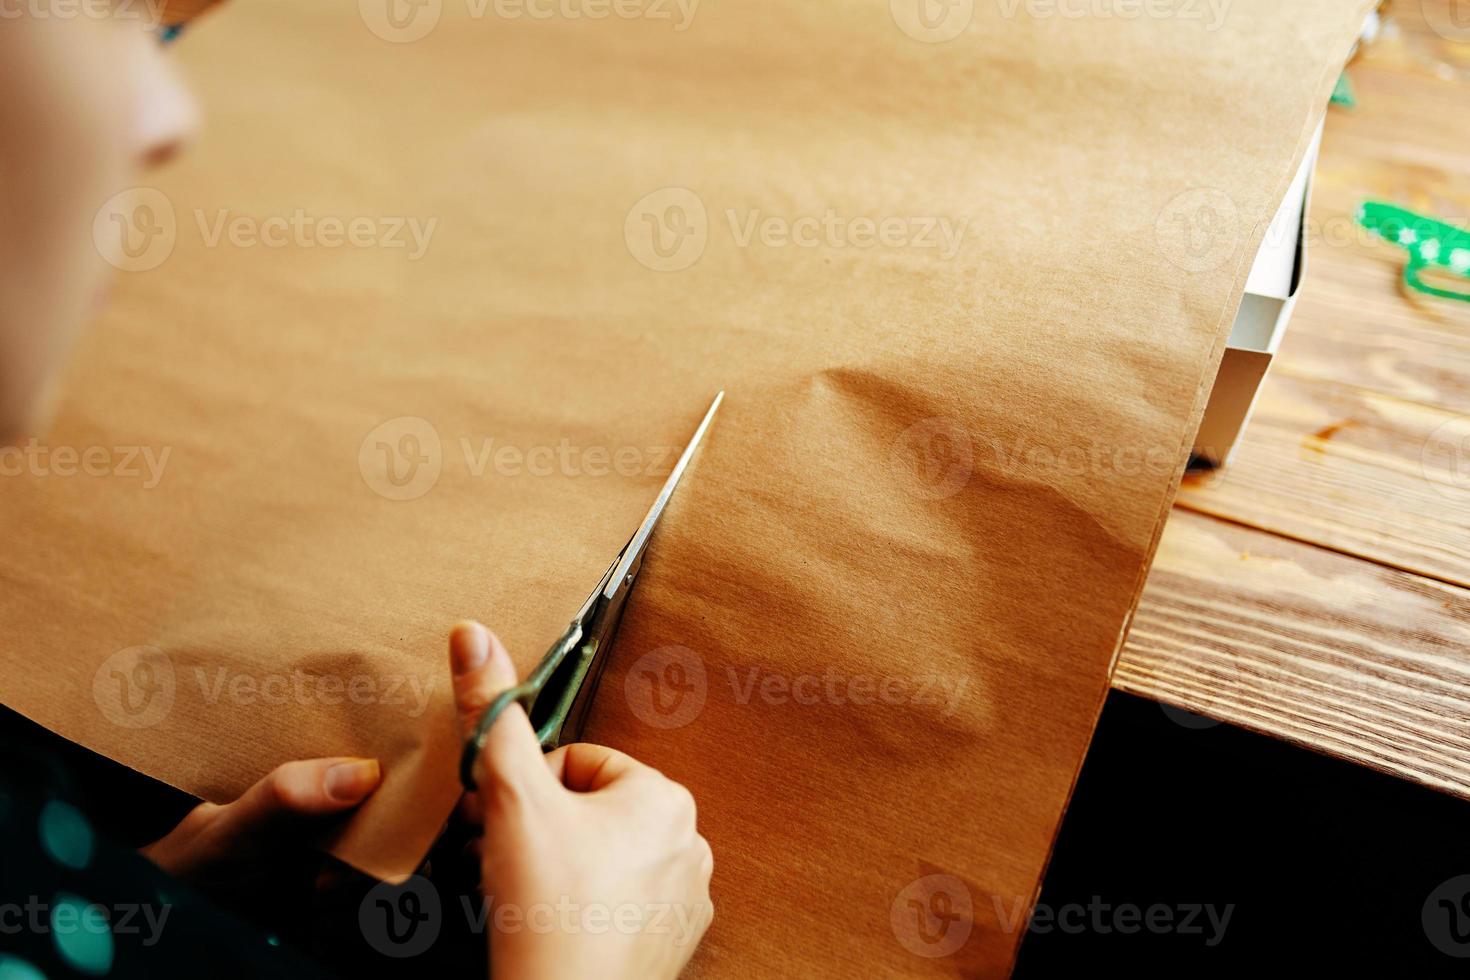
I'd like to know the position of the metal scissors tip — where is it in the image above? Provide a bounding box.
[460,391,723,790]
[605,390,722,599]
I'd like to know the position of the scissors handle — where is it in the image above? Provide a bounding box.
[459,621,583,791]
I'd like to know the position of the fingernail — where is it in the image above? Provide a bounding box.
[325,759,381,803]
[487,632,513,678]
[451,621,489,676]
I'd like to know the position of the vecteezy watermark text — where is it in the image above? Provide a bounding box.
[193,667,435,719]
[725,210,968,260]
[992,894,1234,946]
[0,440,170,489]
[995,0,1231,30]
[622,646,977,731]
[0,896,171,948]
[0,0,164,25]
[624,188,970,272]
[196,209,436,259]
[468,0,699,28]
[459,436,674,479]
[358,0,700,44]
[358,416,678,502]
[462,896,708,946]
[93,646,437,729]
[727,667,970,717]
[357,876,711,958]
[887,416,1212,502]
[94,188,438,273]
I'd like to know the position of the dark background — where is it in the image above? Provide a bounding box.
[1016,691,1470,976]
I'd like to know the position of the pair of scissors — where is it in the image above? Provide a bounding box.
[1358,202,1470,304]
[460,392,723,791]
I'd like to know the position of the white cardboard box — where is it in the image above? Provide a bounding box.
[1192,122,1323,467]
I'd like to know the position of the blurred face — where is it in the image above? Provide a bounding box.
[0,9,197,441]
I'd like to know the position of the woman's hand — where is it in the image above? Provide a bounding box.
[449,621,713,980]
[140,756,380,888]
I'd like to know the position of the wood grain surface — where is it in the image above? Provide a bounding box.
[1118,509,1470,792]
[1119,3,1470,796]
[1178,369,1470,585]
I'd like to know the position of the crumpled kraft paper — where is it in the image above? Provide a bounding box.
[0,0,1371,974]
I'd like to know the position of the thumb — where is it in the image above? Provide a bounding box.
[449,621,553,801]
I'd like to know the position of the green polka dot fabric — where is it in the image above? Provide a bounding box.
[0,753,332,979]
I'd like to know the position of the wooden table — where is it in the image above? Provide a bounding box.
[1117,8,1470,797]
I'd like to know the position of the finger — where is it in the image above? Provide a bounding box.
[449,621,552,799]
[450,620,518,739]
[543,742,646,793]
[139,759,378,879]
[214,756,381,838]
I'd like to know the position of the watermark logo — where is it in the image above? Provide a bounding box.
[994,0,1231,30]
[1155,187,1241,273]
[360,420,681,500]
[727,210,967,259]
[992,894,1233,944]
[194,210,436,259]
[360,0,443,42]
[484,0,700,28]
[626,189,968,270]
[359,0,699,40]
[889,417,974,500]
[891,0,974,42]
[728,667,971,716]
[891,874,974,958]
[361,875,442,958]
[460,436,673,478]
[626,188,709,272]
[359,417,443,501]
[0,441,172,488]
[1423,416,1470,500]
[1424,875,1470,958]
[0,895,171,948]
[193,667,435,718]
[1424,0,1470,44]
[0,0,165,27]
[94,187,176,273]
[624,646,708,729]
[94,191,435,271]
[890,421,1207,500]
[93,646,175,729]
[624,649,973,729]
[462,895,710,943]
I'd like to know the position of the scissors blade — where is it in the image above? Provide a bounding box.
[603,391,723,600]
